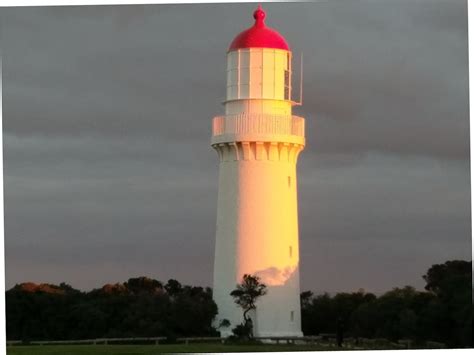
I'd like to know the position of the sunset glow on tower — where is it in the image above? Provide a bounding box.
[211,6,305,337]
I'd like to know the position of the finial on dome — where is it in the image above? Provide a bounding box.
[253,5,266,26]
[228,4,289,51]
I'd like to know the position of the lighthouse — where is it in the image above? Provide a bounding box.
[211,6,305,337]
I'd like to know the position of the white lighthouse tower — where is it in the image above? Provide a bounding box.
[211,6,305,337]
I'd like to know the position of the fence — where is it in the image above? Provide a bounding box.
[6,336,443,349]
[7,336,321,346]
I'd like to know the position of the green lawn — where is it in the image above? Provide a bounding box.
[7,344,338,354]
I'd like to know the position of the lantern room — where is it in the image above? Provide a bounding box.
[225,6,293,116]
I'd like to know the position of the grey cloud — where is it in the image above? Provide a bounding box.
[2,1,470,292]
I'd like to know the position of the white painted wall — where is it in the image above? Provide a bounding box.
[211,46,305,337]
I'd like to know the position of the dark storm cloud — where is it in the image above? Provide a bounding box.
[298,153,470,292]
[2,1,470,292]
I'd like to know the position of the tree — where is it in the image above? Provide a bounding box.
[300,290,313,309]
[423,260,471,301]
[422,260,472,347]
[218,319,231,329]
[124,277,163,295]
[230,274,267,339]
[165,279,183,296]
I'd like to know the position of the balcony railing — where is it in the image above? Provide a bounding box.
[212,114,305,138]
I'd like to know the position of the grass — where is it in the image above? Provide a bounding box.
[7,343,338,354]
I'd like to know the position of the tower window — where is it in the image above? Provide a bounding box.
[289,246,293,258]
[288,176,291,187]
[290,311,294,322]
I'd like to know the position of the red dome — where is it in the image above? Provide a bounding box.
[228,6,290,52]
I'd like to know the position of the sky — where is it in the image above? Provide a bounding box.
[2,0,471,294]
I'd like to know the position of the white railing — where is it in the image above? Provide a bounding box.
[212,114,305,138]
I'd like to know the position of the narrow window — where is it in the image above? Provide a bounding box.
[289,246,293,258]
[290,311,294,322]
[284,70,290,100]
[288,176,291,187]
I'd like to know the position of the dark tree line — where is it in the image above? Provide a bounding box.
[6,277,218,341]
[301,260,472,348]
[6,260,472,348]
